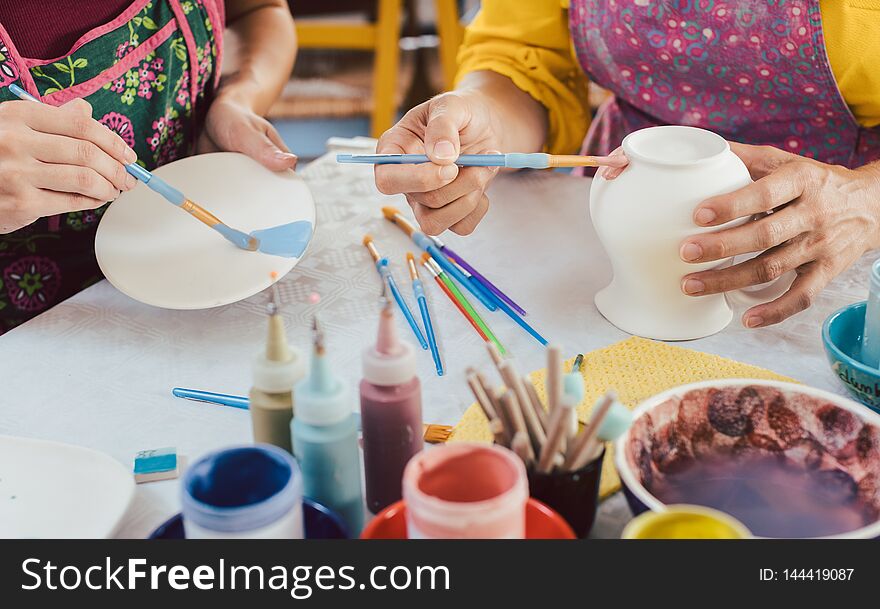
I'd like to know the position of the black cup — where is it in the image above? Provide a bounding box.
[527,447,605,538]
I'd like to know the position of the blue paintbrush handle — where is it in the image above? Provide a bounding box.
[416,287,443,376]
[421,241,497,311]
[172,388,250,409]
[495,295,549,346]
[337,153,551,169]
[379,261,428,349]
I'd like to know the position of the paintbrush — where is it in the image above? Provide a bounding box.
[170,387,451,443]
[382,208,498,311]
[338,152,628,169]
[421,254,506,354]
[7,83,313,258]
[363,235,428,350]
[406,252,443,376]
[386,210,549,346]
[427,232,527,317]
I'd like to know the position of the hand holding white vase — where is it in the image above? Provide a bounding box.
[589,126,793,341]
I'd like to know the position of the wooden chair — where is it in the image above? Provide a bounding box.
[294,0,463,138]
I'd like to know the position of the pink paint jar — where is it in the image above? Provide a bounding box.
[402,443,528,539]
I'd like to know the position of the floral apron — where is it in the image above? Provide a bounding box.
[570,0,880,168]
[0,0,223,334]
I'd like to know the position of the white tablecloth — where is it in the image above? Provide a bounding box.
[0,142,870,538]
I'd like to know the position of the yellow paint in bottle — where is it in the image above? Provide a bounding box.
[249,275,304,453]
[622,505,751,539]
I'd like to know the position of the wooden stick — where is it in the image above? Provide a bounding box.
[466,369,498,421]
[563,392,615,471]
[488,418,507,446]
[486,341,504,368]
[511,431,534,467]
[537,397,574,473]
[499,362,546,454]
[498,391,534,462]
[523,376,548,433]
[546,345,563,414]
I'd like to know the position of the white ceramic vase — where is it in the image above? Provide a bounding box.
[590,125,790,341]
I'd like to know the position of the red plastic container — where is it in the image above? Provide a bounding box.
[361,498,576,539]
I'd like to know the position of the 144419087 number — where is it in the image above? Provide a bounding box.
[759,569,854,581]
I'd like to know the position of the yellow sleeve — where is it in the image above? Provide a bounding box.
[455,0,590,155]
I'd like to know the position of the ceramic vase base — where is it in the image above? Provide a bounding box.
[594,286,733,341]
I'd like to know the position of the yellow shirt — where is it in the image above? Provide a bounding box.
[456,0,880,154]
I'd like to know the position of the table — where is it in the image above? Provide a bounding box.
[0,142,871,539]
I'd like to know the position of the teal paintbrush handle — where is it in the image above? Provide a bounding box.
[336,153,551,169]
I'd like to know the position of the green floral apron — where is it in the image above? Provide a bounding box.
[0,0,223,333]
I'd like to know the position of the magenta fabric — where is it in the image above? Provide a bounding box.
[569,0,880,169]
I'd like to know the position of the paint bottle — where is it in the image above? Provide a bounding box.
[402,443,528,539]
[292,317,365,536]
[360,298,423,513]
[250,289,304,453]
[182,445,304,539]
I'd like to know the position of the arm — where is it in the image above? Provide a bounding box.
[197,0,298,170]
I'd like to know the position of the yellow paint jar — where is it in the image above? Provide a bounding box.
[622,505,752,539]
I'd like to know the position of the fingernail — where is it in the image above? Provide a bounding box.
[695,208,716,225]
[439,164,458,181]
[745,315,764,328]
[123,147,137,164]
[124,174,137,190]
[433,140,456,160]
[680,242,703,262]
[274,150,296,160]
[682,278,705,295]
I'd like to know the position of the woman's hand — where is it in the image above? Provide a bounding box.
[679,142,880,328]
[0,98,137,234]
[196,96,297,172]
[374,90,504,235]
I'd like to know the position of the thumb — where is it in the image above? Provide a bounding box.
[424,94,468,165]
[245,123,297,172]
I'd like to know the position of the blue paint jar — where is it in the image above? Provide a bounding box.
[181,444,304,539]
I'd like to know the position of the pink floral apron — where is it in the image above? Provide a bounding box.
[0,0,224,333]
[570,0,880,168]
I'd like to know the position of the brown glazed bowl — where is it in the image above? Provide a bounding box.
[615,380,880,539]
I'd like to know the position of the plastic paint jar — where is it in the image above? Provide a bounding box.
[402,443,528,539]
[622,505,751,539]
[181,444,304,539]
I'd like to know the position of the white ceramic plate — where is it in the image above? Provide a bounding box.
[0,435,135,538]
[95,152,316,309]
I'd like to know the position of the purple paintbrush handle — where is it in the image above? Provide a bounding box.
[442,246,527,317]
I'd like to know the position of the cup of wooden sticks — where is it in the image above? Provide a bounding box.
[466,344,629,538]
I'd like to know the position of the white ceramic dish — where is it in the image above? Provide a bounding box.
[95,152,316,310]
[0,435,135,538]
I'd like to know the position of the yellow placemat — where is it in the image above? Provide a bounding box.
[449,336,795,498]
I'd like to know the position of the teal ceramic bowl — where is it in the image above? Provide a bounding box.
[822,301,880,414]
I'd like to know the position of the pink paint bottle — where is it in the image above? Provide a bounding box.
[360,299,423,513]
[403,443,528,539]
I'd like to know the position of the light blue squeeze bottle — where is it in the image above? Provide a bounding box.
[292,318,365,536]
